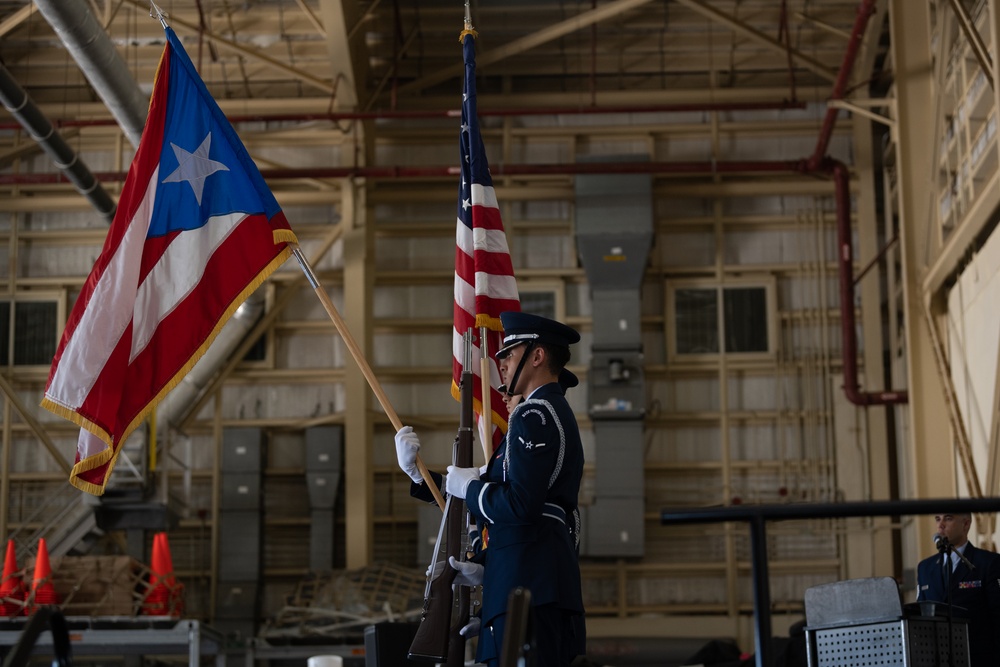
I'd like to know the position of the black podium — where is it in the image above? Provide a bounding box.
[804,578,969,667]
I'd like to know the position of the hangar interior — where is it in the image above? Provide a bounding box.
[0,0,999,663]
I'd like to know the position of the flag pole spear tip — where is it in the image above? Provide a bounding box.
[460,0,478,41]
[149,1,170,29]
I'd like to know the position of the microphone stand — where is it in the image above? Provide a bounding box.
[936,537,975,667]
[942,541,955,667]
[936,536,976,667]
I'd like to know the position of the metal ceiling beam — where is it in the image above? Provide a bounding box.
[294,0,327,38]
[947,0,993,90]
[0,2,35,40]
[397,0,658,94]
[795,10,854,40]
[118,0,336,96]
[0,99,804,133]
[317,0,366,108]
[0,373,72,474]
[673,0,838,83]
[922,303,983,499]
[22,85,828,120]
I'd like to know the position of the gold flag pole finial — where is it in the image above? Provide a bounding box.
[460,0,478,41]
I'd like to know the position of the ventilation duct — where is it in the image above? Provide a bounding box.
[33,0,147,147]
[575,155,653,557]
[0,62,115,222]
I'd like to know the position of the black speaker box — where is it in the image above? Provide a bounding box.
[364,622,421,667]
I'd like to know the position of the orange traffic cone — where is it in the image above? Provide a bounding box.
[154,533,176,588]
[144,532,183,616]
[0,540,24,616]
[27,538,57,614]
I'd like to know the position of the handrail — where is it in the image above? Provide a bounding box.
[1,607,73,667]
[660,497,1000,667]
[8,484,84,559]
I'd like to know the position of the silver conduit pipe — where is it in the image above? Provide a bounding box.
[0,61,116,222]
[33,0,147,147]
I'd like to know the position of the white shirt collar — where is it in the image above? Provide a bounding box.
[945,543,968,569]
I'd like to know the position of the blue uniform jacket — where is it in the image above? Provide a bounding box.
[464,381,585,626]
[916,542,1000,666]
[411,380,585,627]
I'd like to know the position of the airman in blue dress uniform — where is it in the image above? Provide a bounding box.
[395,311,586,666]
[916,511,1000,667]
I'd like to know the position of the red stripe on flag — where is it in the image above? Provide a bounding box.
[471,249,515,278]
[469,205,505,230]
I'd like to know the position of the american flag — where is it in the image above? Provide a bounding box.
[452,31,519,454]
[42,26,296,494]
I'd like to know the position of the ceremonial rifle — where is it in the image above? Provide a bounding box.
[408,329,475,663]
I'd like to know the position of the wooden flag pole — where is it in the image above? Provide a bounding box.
[291,245,446,511]
[478,325,493,466]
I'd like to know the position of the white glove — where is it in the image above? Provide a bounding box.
[445,465,479,498]
[425,559,446,579]
[449,555,484,586]
[459,616,481,638]
[394,426,423,483]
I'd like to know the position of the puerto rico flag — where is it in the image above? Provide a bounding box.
[42,27,297,495]
[452,31,520,454]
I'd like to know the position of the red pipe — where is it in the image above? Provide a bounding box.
[806,0,878,170]
[0,100,807,132]
[826,159,908,405]
[0,160,801,184]
[803,0,906,405]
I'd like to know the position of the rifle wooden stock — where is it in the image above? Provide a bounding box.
[409,337,475,662]
[407,565,457,661]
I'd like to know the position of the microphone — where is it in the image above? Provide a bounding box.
[934,534,977,570]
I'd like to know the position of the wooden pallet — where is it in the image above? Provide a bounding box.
[264,563,426,638]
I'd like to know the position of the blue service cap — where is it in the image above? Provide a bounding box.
[558,368,579,389]
[496,311,580,360]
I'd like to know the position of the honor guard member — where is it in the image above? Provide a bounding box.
[395,311,586,667]
[916,511,1000,666]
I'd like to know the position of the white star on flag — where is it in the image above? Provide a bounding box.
[162,132,230,204]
